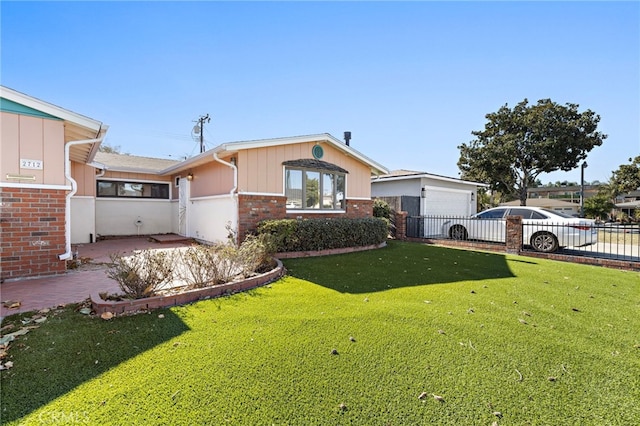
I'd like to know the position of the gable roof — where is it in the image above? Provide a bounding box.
[372,169,488,187]
[93,152,180,174]
[0,85,107,164]
[160,133,388,176]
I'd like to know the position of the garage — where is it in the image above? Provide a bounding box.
[422,186,472,216]
[371,170,485,217]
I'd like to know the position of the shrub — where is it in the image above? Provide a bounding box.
[257,217,388,252]
[373,198,392,220]
[107,250,175,299]
[179,245,226,288]
[373,198,394,236]
[179,235,275,289]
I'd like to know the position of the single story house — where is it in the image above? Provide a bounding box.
[1,86,388,280]
[371,169,487,217]
[615,200,639,219]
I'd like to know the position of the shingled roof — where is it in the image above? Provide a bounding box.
[93,152,179,173]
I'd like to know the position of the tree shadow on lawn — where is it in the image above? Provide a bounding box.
[0,307,190,423]
[282,240,518,294]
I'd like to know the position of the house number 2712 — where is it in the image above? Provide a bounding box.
[20,159,43,170]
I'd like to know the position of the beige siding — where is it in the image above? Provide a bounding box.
[0,113,19,180]
[236,141,371,198]
[71,161,96,196]
[0,112,66,186]
[189,160,234,198]
[43,119,64,184]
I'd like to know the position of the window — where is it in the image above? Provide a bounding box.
[285,167,346,210]
[476,208,507,219]
[97,180,169,199]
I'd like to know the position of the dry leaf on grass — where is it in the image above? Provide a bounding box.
[432,394,445,402]
[2,300,21,309]
[100,312,115,320]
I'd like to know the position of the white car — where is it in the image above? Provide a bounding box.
[442,206,598,253]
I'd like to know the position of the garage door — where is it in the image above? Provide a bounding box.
[422,186,471,216]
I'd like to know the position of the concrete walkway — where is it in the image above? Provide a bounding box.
[1,236,193,320]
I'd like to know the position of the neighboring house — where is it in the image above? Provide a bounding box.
[1,85,388,280]
[1,86,108,279]
[527,185,599,202]
[371,170,487,217]
[499,198,580,216]
[615,200,639,219]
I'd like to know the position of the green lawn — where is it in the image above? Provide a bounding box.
[1,241,639,425]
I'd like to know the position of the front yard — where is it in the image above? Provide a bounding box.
[1,241,638,425]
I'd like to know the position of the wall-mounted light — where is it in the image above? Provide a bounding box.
[230,157,237,166]
[187,173,194,181]
[470,192,475,202]
[421,187,426,198]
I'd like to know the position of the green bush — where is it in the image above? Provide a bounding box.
[373,198,391,220]
[257,217,388,252]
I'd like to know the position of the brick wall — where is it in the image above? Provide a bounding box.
[238,195,374,239]
[1,187,67,280]
[237,194,288,239]
[505,215,523,254]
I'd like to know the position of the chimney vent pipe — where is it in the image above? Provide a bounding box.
[344,131,351,146]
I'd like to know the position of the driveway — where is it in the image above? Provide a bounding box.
[1,236,193,320]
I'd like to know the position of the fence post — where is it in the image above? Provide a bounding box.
[505,215,522,254]
[395,211,408,240]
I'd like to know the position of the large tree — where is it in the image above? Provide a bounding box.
[610,156,640,195]
[458,98,607,205]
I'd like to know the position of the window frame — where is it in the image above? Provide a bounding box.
[284,166,346,211]
[96,179,170,200]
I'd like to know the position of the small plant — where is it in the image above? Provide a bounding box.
[107,250,175,299]
[236,233,275,276]
[179,245,223,288]
[179,236,275,288]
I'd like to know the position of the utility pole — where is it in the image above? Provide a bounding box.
[194,114,210,153]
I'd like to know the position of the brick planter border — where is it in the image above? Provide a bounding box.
[275,242,387,259]
[91,259,285,315]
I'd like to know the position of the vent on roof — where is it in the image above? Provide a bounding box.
[344,131,351,146]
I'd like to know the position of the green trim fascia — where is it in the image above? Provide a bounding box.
[0,98,62,120]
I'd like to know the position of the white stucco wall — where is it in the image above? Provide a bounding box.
[71,196,95,244]
[95,199,173,237]
[187,195,237,244]
[371,178,422,197]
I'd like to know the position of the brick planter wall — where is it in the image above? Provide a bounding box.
[91,259,285,315]
[1,187,67,280]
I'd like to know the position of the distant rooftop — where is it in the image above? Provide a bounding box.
[94,152,179,173]
[373,169,487,186]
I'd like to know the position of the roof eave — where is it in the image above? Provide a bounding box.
[372,173,488,187]
[1,85,103,133]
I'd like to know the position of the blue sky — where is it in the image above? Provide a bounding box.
[2,1,638,184]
